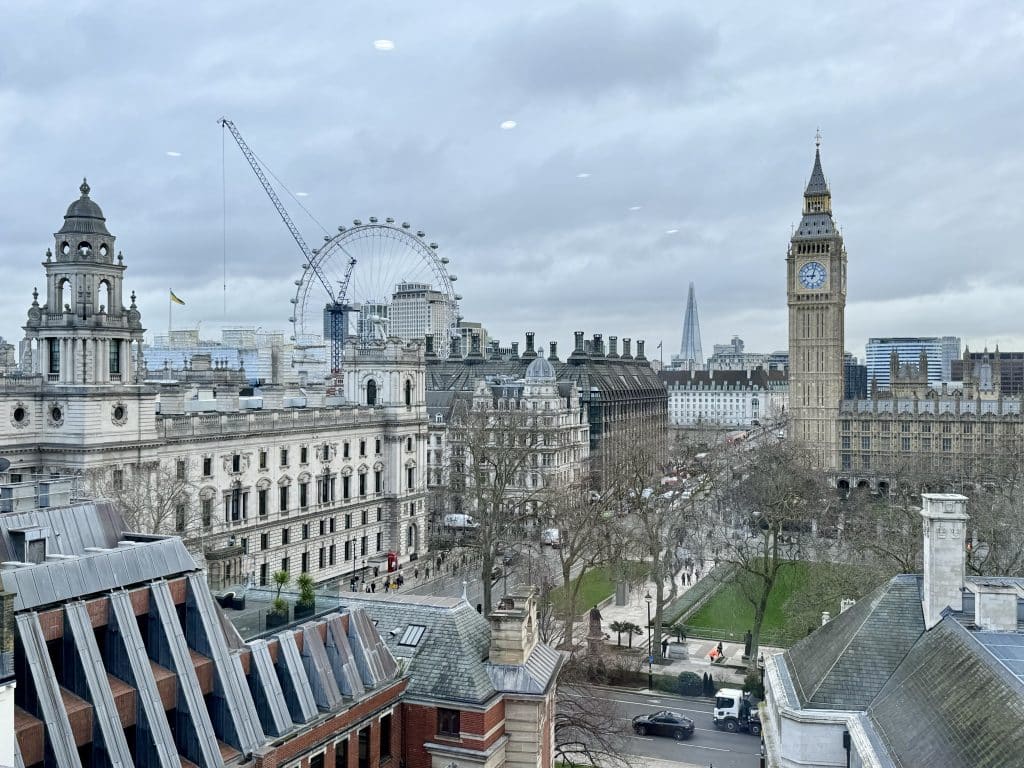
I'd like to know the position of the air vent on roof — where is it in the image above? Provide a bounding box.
[398,624,426,647]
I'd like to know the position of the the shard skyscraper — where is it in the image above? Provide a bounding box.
[679,281,703,368]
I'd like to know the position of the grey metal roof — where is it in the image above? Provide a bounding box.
[785,575,925,711]
[0,537,198,611]
[0,500,123,561]
[867,617,1024,768]
[486,642,563,695]
[343,593,497,704]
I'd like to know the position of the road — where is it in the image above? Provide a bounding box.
[564,686,763,768]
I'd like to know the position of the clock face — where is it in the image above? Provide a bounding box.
[799,261,827,289]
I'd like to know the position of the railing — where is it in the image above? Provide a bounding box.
[160,406,424,440]
[672,623,803,649]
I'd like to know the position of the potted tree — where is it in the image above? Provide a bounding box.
[294,573,317,620]
[266,570,291,629]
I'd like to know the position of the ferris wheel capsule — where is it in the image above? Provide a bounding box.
[353,219,362,226]
[416,230,425,237]
[449,275,458,281]
[386,217,394,223]
[402,222,410,228]
[369,216,378,223]
[440,257,449,264]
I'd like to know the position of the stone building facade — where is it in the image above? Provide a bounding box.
[660,368,787,427]
[786,141,848,469]
[0,181,430,589]
[426,331,666,488]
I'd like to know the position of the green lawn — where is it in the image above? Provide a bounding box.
[685,560,878,643]
[550,561,648,614]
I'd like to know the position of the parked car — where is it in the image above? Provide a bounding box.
[631,710,695,740]
[443,513,480,529]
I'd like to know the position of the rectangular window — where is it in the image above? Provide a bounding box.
[922,438,932,450]
[861,454,871,470]
[359,473,367,496]
[280,447,289,467]
[176,459,186,480]
[300,482,309,509]
[922,423,932,433]
[258,488,268,516]
[861,436,870,450]
[900,422,910,433]
[376,532,383,552]
[175,504,186,532]
[335,738,349,768]
[375,438,381,454]
[202,498,212,528]
[343,475,351,500]
[232,453,241,473]
[112,468,124,490]
[319,519,326,536]
[880,421,890,433]
[343,441,350,459]
[310,753,325,768]
[49,339,60,374]
[962,423,973,434]
[301,445,309,464]
[984,423,994,434]
[345,513,352,529]
[360,536,367,556]
[841,436,850,450]
[282,527,290,545]
[301,552,309,573]
[438,708,460,737]
[330,517,336,533]
[407,467,415,489]
[942,438,952,452]
[380,713,392,759]
[942,423,952,433]
[329,544,336,566]
[279,485,289,512]
[319,547,326,569]
[901,437,911,451]
[359,440,367,457]
[377,507,383,522]
[361,509,368,525]
[203,457,213,477]
[375,470,383,493]
[344,540,351,561]
[259,449,267,470]
[281,556,289,574]
[261,533,269,550]
[302,523,310,540]
[259,563,268,586]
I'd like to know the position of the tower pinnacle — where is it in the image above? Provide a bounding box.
[679,282,703,367]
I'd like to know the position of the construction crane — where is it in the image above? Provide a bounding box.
[219,117,355,381]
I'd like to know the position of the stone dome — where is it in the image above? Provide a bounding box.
[525,355,556,381]
[57,178,111,236]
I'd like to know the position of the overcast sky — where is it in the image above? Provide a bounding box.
[2,2,1023,363]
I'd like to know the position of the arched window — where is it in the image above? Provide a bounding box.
[97,280,110,312]
[366,379,377,406]
[56,278,70,310]
[404,379,412,406]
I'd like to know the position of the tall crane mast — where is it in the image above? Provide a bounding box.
[219,117,354,380]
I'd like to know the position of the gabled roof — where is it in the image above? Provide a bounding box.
[867,617,1024,768]
[785,575,925,710]
[487,642,563,695]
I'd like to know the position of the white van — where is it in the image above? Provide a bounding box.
[443,513,480,529]
[540,528,561,548]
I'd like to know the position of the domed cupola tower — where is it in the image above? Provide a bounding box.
[23,179,145,385]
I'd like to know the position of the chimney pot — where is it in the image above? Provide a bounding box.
[592,333,604,357]
[548,341,558,361]
[621,338,633,359]
[511,341,519,358]
[636,340,646,360]
[424,334,435,356]
[608,336,619,358]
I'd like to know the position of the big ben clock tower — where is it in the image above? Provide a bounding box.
[787,135,846,469]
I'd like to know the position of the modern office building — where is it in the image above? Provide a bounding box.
[951,348,1024,396]
[843,353,868,400]
[390,281,451,341]
[674,281,703,369]
[864,336,961,388]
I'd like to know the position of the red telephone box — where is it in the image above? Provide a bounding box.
[387,551,398,572]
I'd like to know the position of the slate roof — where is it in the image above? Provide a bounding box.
[486,642,563,695]
[340,594,497,705]
[660,369,773,389]
[785,575,925,710]
[804,147,829,196]
[867,617,1024,768]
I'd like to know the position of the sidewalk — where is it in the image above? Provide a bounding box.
[595,574,777,684]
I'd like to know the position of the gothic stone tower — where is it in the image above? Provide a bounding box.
[787,140,847,469]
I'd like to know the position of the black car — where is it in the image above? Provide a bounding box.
[631,710,695,740]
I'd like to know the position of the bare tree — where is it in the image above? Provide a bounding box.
[555,681,633,768]
[447,394,548,615]
[541,480,617,650]
[85,460,200,541]
[717,440,830,665]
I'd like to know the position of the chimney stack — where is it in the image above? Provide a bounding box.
[424,334,436,357]
[636,340,646,360]
[487,587,539,665]
[974,583,1018,631]
[523,332,537,359]
[592,333,604,357]
[469,333,483,358]
[608,336,619,358]
[920,493,969,629]
[450,337,462,359]
[621,338,633,359]
[511,342,519,359]
[548,341,558,361]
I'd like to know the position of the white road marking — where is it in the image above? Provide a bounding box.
[599,696,708,715]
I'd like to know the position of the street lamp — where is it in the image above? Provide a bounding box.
[645,591,653,690]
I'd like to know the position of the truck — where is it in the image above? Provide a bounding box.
[713,688,762,736]
[443,513,479,530]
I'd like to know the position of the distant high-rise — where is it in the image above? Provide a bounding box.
[679,282,703,367]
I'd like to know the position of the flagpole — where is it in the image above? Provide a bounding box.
[168,290,172,342]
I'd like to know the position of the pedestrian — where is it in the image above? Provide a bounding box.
[661,637,669,657]
[425,566,430,578]
[397,574,405,588]
[716,640,724,658]
[413,567,419,580]
[370,582,376,593]
[696,568,702,581]
[365,584,371,593]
